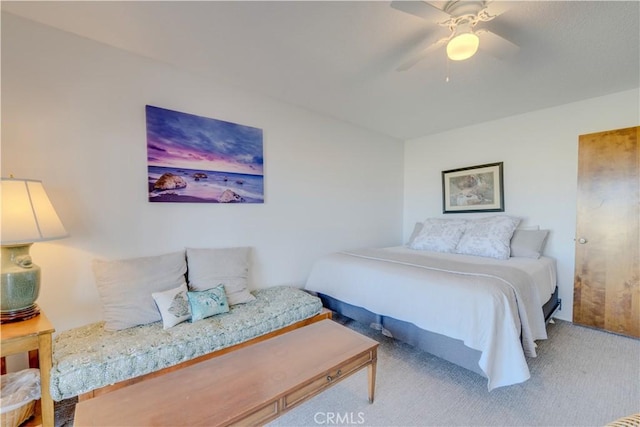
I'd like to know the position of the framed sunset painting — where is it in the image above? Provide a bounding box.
[146,105,264,203]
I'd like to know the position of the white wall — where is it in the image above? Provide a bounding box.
[1,13,404,333]
[404,88,640,321]
[3,11,638,335]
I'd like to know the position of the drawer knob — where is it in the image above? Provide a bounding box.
[326,369,342,383]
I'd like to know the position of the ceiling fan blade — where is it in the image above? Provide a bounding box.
[477,29,519,59]
[396,36,450,71]
[482,1,512,19]
[390,1,450,21]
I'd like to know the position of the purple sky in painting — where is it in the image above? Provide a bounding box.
[146,105,263,175]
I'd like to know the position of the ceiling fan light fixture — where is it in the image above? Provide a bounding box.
[446,32,480,61]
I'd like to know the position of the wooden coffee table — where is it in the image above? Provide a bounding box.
[74,319,378,426]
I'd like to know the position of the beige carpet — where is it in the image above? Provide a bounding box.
[268,316,639,427]
[55,316,639,426]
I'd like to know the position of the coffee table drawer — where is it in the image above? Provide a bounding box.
[229,400,278,427]
[284,350,374,408]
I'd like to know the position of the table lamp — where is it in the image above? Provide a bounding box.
[1,177,68,323]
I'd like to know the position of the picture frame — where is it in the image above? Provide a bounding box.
[442,162,504,213]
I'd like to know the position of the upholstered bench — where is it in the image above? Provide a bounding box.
[50,286,326,401]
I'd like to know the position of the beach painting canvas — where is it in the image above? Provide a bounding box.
[146,105,264,203]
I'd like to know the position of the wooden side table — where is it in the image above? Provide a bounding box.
[1,313,55,427]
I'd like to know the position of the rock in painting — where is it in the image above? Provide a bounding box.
[193,172,208,180]
[154,173,187,190]
[219,189,245,203]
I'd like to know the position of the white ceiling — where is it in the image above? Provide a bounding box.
[2,1,639,140]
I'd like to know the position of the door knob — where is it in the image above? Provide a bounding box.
[578,238,588,244]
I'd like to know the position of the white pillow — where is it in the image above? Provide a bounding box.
[455,216,521,259]
[186,247,256,305]
[510,229,550,259]
[93,251,187,331]
[409,218,467,253]
[152,283,191,329]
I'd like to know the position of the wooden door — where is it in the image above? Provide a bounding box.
[573,126,639,338]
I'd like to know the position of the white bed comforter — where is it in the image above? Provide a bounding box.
[305,246,556,390]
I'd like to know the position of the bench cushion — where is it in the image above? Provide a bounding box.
[50,286,322,401]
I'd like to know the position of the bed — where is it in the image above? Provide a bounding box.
[304,217,560,391]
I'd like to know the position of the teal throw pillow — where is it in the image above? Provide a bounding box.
[187,285,230,322]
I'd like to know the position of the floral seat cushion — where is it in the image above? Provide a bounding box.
[50,286,322,401]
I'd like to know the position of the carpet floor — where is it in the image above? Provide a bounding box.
[268,316,639,427]
[54,316,639,426]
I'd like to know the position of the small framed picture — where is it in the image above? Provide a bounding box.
[442,162,504,213]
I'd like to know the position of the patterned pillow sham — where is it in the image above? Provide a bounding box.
[455,216,521,259]
[406,222,424,246]
[409,218,467,253]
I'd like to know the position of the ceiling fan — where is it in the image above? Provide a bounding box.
[391,1,519,71]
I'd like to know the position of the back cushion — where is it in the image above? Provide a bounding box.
[186,247,256,306]
[93,251,187,331]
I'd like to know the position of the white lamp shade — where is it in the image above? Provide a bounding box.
[447,32,480,61]
[1,178,69,245]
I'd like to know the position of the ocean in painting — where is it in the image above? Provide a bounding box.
[148,166,264,203]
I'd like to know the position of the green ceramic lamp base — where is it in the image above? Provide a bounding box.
[1,244,42,324]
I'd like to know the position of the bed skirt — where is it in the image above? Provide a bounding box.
[318,287,560,378]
